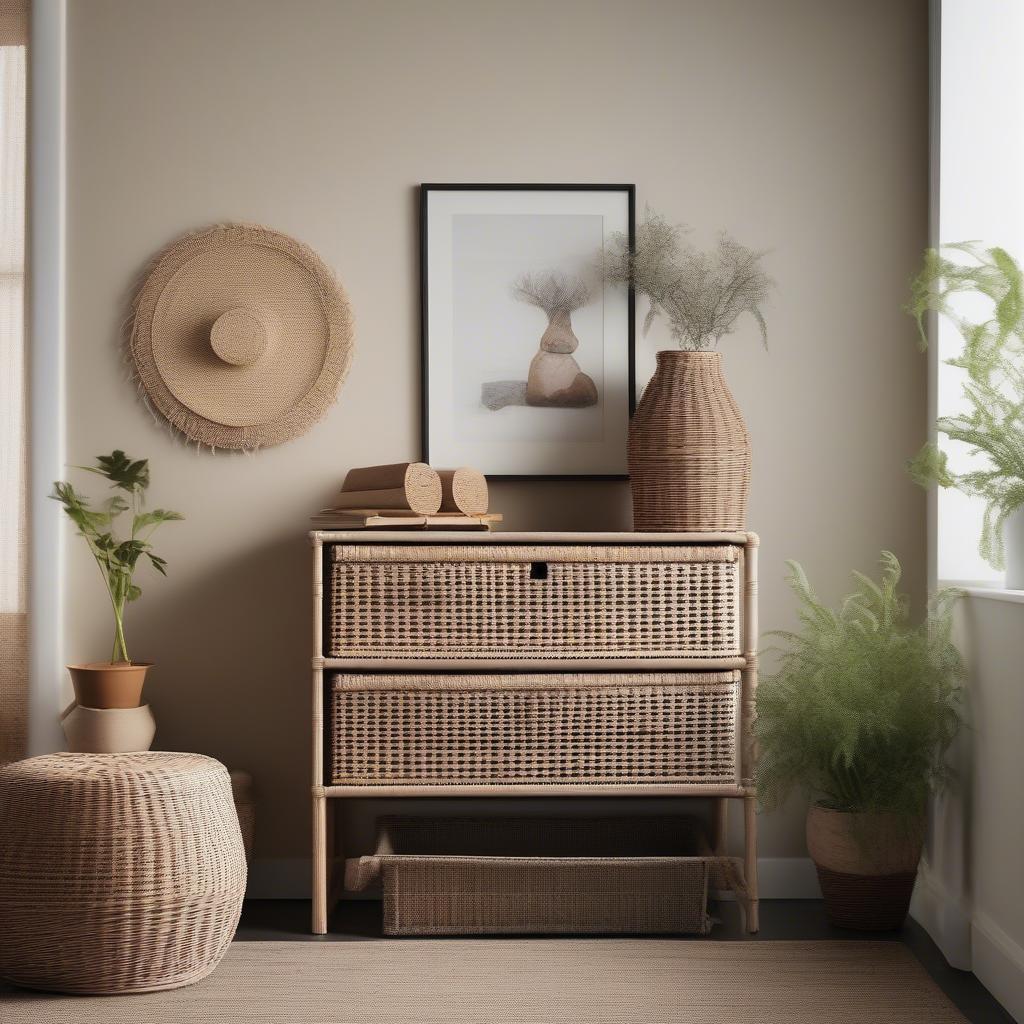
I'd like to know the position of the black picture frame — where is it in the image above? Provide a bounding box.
[420,183,636,481]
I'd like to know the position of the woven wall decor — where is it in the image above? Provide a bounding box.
[129,224,354,450]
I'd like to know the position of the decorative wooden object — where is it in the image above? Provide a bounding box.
[436,467,489,515]
[310,530,760,936]
[336,462,442,515]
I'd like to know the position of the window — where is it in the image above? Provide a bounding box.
[936,0,1024,585]
[0,1,27,762]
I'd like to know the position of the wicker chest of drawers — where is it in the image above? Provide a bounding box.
[311,531,759,934]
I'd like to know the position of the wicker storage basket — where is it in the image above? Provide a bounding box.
[328,543,741,661]
[331,671,740,787]
[346,816,731,936]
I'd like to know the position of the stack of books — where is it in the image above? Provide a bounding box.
[312,461,500,530]
[309,508,502,530]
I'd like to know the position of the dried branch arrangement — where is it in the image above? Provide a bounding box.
[603,210,772,351]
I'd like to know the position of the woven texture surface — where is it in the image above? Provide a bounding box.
[129,223,354,450]
[630,351,751,532]
[0,752,247,994]
[0,941,967,1022]
[348,815,715,936]
[331,672,740,786]
[328,544,741,660]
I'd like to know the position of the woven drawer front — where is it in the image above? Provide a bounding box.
[327,544,741,660]
[330,672,740,786]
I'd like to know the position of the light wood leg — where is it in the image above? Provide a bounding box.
[711,798,728,855]
[744,794,759,933]
[312,794,329,934]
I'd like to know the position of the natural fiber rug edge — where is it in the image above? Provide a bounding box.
[0,939,968,1024]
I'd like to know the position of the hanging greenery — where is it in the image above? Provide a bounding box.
[908,242,1024,568]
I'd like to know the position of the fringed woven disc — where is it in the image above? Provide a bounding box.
[129,224,354,450]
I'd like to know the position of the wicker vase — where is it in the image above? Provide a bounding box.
[629,350,750,532]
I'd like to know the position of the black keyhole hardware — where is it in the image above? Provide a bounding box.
[530,562,548,580]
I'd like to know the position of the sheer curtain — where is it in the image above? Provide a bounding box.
[0,1,27,763]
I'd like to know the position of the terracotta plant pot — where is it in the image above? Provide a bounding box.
[629,350,751,532]
[806,803,925,931]
[60,703,156,753]
[67,662,151,710]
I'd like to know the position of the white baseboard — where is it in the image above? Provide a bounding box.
[972,912,1024,1023]
[910,865,973,971]
[245,856,821,901]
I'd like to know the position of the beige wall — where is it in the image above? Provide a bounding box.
[64,0,928,878]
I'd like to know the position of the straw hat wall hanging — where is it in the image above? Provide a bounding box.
[129,224,354,450]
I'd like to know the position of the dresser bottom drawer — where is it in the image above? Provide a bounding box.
[329,671,740,787]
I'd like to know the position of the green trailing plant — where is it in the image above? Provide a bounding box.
[603,209,773,350]
[908,242,1024,568]
[755,552,963,824]
[52,451,183,664]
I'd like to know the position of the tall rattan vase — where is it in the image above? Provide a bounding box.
[629,350,750,532]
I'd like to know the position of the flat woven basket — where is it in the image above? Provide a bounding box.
[346,816,741,936]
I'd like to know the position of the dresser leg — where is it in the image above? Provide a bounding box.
[312,794,330,934]
[744,794,759,933]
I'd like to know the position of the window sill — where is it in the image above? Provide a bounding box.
[959,587,1024,605]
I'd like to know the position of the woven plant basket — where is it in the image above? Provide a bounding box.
[629,350,750,532]
[806,804,924,931]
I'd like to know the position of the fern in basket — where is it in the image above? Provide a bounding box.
[908,242,1024,568]
[755,552,963,823]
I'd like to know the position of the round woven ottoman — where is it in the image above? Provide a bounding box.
[0,752,247,994]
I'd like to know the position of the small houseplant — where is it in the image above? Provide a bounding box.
[603,210,772,531]
[53,451,182,709]
[755,552,963,930]
[907,242,1024,585]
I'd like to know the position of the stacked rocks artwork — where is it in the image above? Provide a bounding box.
[481,271,598,411]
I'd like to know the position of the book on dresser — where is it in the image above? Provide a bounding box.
[309,509,502,530]
[308,529,760,938]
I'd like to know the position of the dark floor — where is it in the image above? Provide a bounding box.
[237,898,1015,1024]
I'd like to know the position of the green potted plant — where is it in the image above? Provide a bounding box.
[602,209,772,531]
[755,552,963,930]
[53,451,183,709]
[908,242,1024,585]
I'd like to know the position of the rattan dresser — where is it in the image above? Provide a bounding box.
[310,531,759,935]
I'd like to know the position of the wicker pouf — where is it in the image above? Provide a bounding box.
[0,752,247,994]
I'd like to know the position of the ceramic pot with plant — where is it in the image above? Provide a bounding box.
[602,211,772,532]
[755,552,963,930]
[908,242,1024,586]
[53,450,183,710]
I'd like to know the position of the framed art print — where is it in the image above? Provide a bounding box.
[421,184,635,479]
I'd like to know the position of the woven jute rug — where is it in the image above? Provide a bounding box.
[0,940,966,1023]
